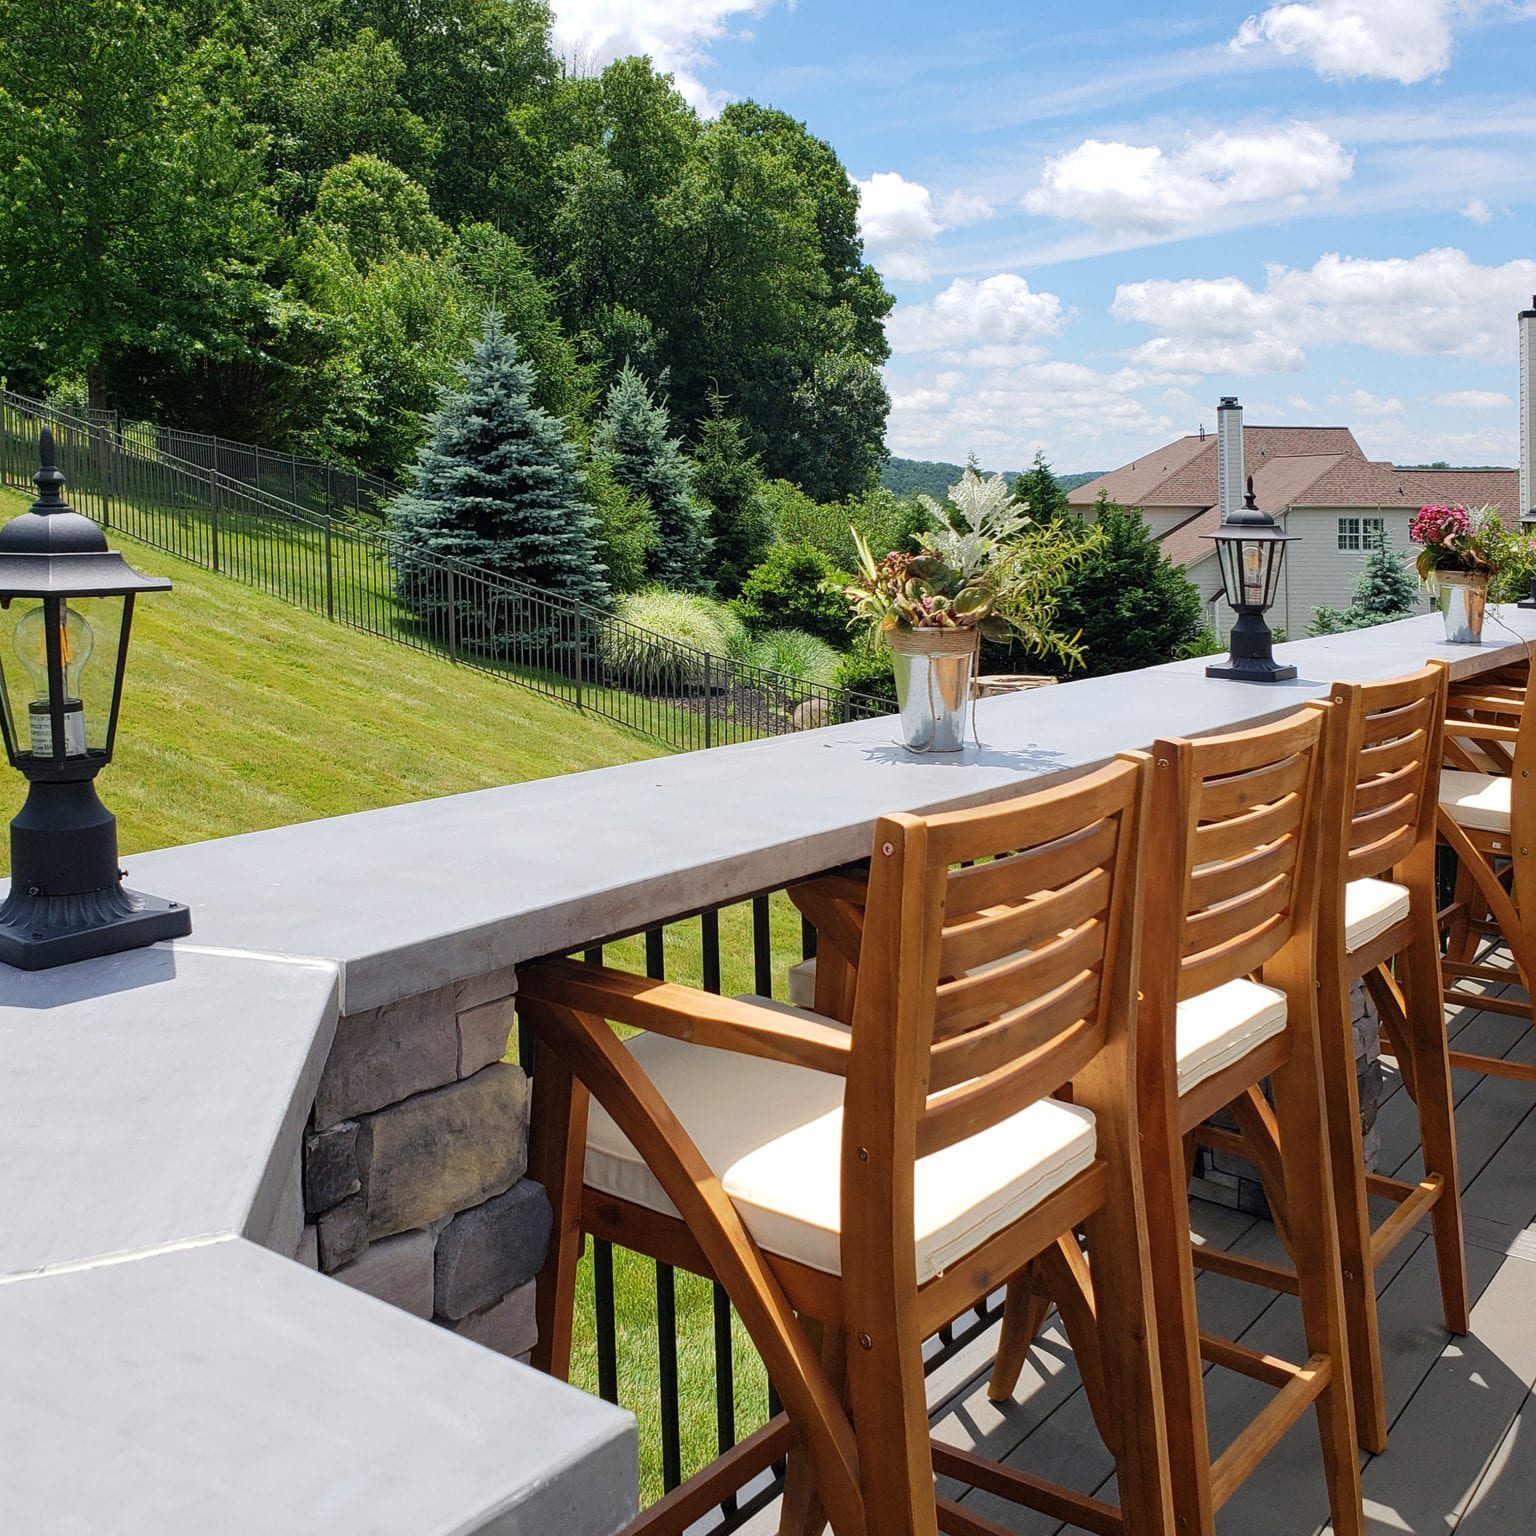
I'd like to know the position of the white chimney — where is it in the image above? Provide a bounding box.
[1520,297,1536,523]
[1217,396,1244,521]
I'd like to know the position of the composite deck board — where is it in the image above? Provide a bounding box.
[723,990,1536,1536]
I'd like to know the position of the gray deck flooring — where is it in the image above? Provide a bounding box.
[740,981,1536,1535]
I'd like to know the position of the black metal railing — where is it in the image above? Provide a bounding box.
[88,409,401,525]
[519,892,1005,1529]
[0,391,885,753]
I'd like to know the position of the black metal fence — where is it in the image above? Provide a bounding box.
[0,391,884,752]
[521,892,1005,1530]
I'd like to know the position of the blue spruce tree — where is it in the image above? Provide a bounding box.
[389,316,607,635]
[595,364,711,591]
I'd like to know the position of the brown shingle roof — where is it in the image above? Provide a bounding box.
[1291,461,1518,512]
[1068,426,1365,511]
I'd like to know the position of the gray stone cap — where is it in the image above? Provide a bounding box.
[122,609,1536,1013]
[0,1236,636,1536]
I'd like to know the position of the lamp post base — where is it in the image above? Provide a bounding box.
[1205,655,1298,683]
[0,882,190,970]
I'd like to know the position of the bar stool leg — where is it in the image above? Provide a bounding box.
[986,1260,1048,1403]
[1267,1001,1365,1536]
[1140,1102,1216,1536]
[1399,929,1470,1335]
[526,1032,589,1381]
[1316,956,1388,1454]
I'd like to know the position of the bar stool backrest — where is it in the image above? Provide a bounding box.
[1319,664,1448,904]
[847,755,1148,1169]
[1144,704,1330,1014]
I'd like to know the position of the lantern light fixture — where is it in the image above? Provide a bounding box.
[1203,475,1297,685]
[0,429,190,969]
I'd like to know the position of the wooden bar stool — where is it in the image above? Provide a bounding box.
[804,707,1365,1536]
[1436,666,1536,1080]
[519,758,1178,1536]
[1187,664,1466,1455]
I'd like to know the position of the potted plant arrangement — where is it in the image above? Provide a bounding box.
[1410,503,1510,643]
[841,469,1094,751]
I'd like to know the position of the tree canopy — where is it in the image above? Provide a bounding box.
[0,0,894,500]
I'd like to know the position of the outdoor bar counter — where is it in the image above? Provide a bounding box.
[5,608,1536,1535]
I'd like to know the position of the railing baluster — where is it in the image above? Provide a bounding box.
[656,1262,683,1493]
[752,896,772,999]
[594,1237,618,1404]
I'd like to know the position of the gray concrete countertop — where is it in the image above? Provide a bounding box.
[0,1237,636,1536]
[0,945,338,1278]
[125,610,1536,1014]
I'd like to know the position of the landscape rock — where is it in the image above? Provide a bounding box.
[303,1120,365,1215]
[457,997,515,1077]
[313,985,458,1127]
[360,1063,530,1240]
[332,1228,436,1318]
[439,1280,537,1360]
[317,1192,369,1271]
[434,1181,553,1320]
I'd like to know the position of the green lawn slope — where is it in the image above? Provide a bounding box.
[0,487,664,865]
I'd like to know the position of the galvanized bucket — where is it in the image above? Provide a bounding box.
[886,628,979,753]
[1436,571,1488,644]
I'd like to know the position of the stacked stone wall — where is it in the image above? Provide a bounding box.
[292,967,551,1360]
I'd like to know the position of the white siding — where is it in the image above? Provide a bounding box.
[1272,507,1430,637]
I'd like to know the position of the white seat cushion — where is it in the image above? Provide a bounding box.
[1344,877,1411,954]
[1440,769,1510,834]
[584,1020,1097,1282]
[1176,978,1288,1096]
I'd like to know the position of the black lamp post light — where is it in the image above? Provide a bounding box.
[0,430,189,969]
[1204,476,1297,684]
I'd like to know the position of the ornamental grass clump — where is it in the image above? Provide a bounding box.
[606,589,746,691]
[840,468,1097,667]
[1409,503,1510,587]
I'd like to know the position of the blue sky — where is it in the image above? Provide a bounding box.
[550,2,1536,474]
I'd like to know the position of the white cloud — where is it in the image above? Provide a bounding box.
[1025,124,1353,237]
[1110,276,1308,374]
[854,172,943,280]
[550,0,779,114]
[939,190,996,227]
[1433,388,1513,407]
[1462,197,1493,223]
[1231,1,1461,84]
[887,275,1066,358]
[886,355,1168,464]
[1112,247,1536,377]
[1329,387,1404,416]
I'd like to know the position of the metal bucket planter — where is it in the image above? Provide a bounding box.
[886,627,979,753]
[1436,571,1488,644]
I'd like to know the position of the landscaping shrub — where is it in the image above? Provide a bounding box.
[832,645,898,708]
[735,542,852,649]
[606,589,746,690]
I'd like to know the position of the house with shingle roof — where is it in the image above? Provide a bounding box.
[1067,419,1518,638]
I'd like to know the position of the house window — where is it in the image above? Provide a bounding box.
[1337,516,1384,552]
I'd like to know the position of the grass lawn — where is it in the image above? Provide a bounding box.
[0,486,667,862]
[0,483,799,1504]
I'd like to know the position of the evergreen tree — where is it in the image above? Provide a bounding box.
[693,395,770,597]
[1047,498,1203,676]
[594,365,711,590]
[1310,526,1419,635]
[1012,449,1070,522]
[389,316,606,631]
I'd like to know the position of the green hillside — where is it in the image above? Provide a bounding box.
[0,487,664,867]
[882,456,1103,500]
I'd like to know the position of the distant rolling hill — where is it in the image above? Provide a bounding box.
[882,456,1104,501]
